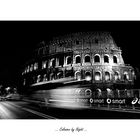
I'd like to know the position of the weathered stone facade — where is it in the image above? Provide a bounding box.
[22,32,135,89]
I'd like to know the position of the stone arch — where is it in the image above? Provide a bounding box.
[94,54,101,63]
[114,71,120,81]
[85,54,91,63]
[124,71,129,80]
[85,71,92,81]
[50,58,55,67]
[50,73,55,80]
[42,60,47,69]
[75,71,81,80]
[75,55,81,64]
[43,74,47,81]
[34,62,38,70]
[131,70,136,80]
[105,71,111,81]
[57,71,63,79]
[96,88,102,98]
[113,55,118,63]
[30,64,33,71]
[27,66,30,73]
[37,75,41,83]
[66,56,72,65]
[95,71,102,81]
[104,55,109,63]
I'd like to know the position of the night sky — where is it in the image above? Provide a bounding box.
[0,21,139,86]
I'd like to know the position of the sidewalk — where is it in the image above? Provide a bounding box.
[89,104,140,114]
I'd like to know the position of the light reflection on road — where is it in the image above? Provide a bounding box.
[0,102,17,119]
[0,101,56,119]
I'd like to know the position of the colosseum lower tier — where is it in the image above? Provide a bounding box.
[21,32,135,90]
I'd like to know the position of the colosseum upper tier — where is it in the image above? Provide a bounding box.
[22,32,135,89]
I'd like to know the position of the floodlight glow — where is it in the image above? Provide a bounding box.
[85,76,92,81]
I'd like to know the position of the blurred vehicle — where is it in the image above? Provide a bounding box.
[23,79,93,109]
[22,77,140,110]
[5,93,22,101]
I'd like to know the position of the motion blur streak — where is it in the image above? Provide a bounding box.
[49,87,89,109]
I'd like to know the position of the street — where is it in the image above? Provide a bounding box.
[1,100,140,119]
[0,101,56,119]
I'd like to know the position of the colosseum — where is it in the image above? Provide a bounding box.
[22,32,135,91]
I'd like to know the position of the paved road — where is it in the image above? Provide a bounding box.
[0,101,56,119]
[1,100,140,119]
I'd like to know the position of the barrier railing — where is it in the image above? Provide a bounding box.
[89,89,140,110]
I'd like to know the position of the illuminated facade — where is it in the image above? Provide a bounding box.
[22,32,135,90]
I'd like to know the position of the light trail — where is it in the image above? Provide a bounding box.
[7,102,57,119]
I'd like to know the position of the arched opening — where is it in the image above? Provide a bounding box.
[59,56,64,66]
[85,55,90,63]
[75,55,81,64]
[50,73,55,80]
[105,71,111,81]
[113,56,118,63]
[42,61,47,69]
[66,56,72,65]
[95,72,101,81]
[76,40,80,45]
[37,75,41,83]
[94,55,100,63]
[124,72,129,80]
[96,88,102,98]
[114,71,119,81]
[27,66,30,73]
[75,71,81,80]
[57,71,63,79]
[34,63,38,70]
[30,64,33,71]
[132,70,135,76]
[106,88,112,98]
[85,71,92,81]
[43,74,47,81]
[51,59,55,67]
[131,70,136,80]
[104,55,109,63]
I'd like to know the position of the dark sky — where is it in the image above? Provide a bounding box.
[0,21,139,86]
